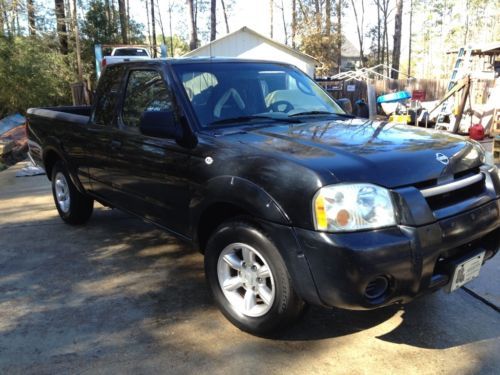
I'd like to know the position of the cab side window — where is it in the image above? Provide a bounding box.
[122,70,174,131]
[92,65,125,126]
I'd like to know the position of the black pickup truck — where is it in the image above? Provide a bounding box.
[27,59,500,334]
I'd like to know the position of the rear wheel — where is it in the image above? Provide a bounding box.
[205,219,304,335]
[51,161,93,225]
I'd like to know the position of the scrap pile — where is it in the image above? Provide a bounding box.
[0,114,28,166]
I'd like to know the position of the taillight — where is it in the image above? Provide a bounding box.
[101,58,107,68]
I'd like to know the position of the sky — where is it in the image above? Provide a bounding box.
[129,0,409,57]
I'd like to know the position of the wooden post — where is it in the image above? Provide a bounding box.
[367,81,377,119]
[451,75,471,133]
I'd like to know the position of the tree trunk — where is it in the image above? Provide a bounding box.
[280,0,288,44]
[220,0,230,33]
[391,0,403,78]
[325,0,331,35]
[104,0,111,34]
[314,0,320,31]
[187,0,197,50]
[126,0,130,40]
[71,0,83,81]
[157,0,167,46]
[150,0,157,56]
[291,0,296,48]
[27,0,36,36]
[210,0,216,41]
[145,0,151,49]
[408,0,413,77]
[350,0,365,66]
[118,0,128,44]
[269,0,273,38]
[336,0,341,72]
[0,0,3,36]
[54,0,68,54]
[375,0,380,64]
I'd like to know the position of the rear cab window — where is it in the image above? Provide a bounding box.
[91,65,125,126]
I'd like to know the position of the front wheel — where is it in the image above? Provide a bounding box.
[51,161,94,225]
[205,220,304,335]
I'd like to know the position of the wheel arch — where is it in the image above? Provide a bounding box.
[192,176,291,252]
[42,145,87,195]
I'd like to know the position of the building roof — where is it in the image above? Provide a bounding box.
[447,41,500,56]
[183,26,320,65]
[341,38,361,59]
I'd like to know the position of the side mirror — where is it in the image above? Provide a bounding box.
[139,110,182,139]
[336,98,352,114]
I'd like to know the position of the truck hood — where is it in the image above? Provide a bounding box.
[233,118,484,187]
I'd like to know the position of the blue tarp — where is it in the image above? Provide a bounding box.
[377,91,411,103]
[0,114,25,135]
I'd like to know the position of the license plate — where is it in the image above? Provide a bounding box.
[448,251,485,292]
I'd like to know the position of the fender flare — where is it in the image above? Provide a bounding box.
[190,175,291,238]
[42,141,87,195]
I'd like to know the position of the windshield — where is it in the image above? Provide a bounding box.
[171,62,344,128]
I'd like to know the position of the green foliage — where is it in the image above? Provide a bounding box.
[81,0,144,45]
[0,36,73,117]
[158,34,190,57]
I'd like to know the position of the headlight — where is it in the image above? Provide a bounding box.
[313,183,396,232]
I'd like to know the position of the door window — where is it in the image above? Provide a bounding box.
[92,65,125,126]
[122,70,174,131]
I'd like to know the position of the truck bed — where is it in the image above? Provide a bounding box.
[27,106,91,125]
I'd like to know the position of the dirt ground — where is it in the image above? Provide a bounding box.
[0,162,499,374]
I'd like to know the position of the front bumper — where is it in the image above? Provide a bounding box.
[270,198,499,310]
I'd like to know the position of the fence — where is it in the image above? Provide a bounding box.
[317,78,494,105]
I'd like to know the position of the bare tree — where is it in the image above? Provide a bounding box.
[291,0,296,48]
[314,0,321,31]
[325,0,331,35]
[220,0,230,33]
[145,0,151,49]
[391,0,403,78]
[408,0,413,77]
[187,0,197,50]
[71,0,82,81]
[104,0,111,27]
[27,0,36,36]
[150,0,157,56]
[118,0,128,44]
[54,0,68,54]
[269,0,273,38]
[277,0,288,44]
[0,1,4,36]
[336,0,342,72]
[210,0,216,40]
[156,0,167,46]
[350,0,365,66]
[374,0,381,64]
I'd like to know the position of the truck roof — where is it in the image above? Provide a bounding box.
[106,57,294,67]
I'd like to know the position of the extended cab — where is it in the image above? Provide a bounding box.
[27,59,500,334]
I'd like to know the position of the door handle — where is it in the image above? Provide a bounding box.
[110,140,122,150]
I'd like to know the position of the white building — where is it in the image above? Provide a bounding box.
[183,26,319,77]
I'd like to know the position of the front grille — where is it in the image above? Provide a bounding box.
[417,169,487,212]
[425,178,485,211]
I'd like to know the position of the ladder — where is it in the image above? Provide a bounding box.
[435,46,473,131]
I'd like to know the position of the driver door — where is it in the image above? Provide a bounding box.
[110,68,191,236]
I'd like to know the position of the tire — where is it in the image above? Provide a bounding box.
[51,161,94,225]
[205,219,304,335]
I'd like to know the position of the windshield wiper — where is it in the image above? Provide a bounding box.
[288,110,336,117]
[209,115,301,126]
